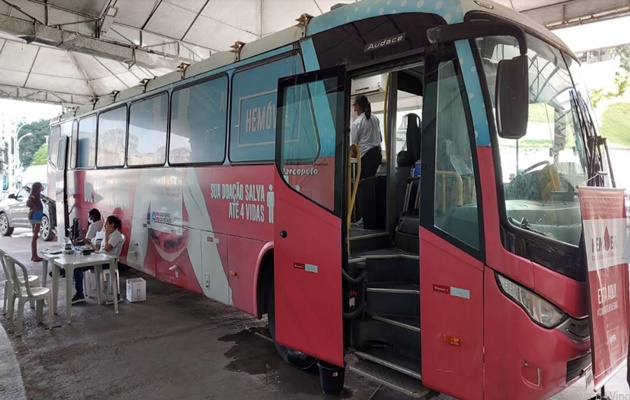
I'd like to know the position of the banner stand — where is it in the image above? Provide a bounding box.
[579,187,629,400]
[587,386,610,400]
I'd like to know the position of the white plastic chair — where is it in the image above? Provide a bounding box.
[83,234,124,303]
[84,269,97,299]
[99,262,120,303]
[1,249,39,314]
[84,269,118,300]
[3,254,53,336]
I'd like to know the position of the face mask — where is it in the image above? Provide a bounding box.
[88,218,93,224]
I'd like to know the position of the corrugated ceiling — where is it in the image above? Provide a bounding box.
[0,0,628,107]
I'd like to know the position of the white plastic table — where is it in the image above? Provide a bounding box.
[50,252,118,324]
[40,250,61,288]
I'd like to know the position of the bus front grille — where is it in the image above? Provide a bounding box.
[566,353,591,383]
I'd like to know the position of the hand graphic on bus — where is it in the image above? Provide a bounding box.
[267,184,274,224]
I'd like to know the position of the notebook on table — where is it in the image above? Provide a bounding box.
[74,244,95,255]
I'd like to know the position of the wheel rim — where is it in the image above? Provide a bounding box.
[41,217,50,239]
[0,214,7,234]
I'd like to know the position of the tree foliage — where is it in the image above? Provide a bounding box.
[615,45,630,75]
[31,143,48,166]
[590,88,606,108]
[589,45,630,108]
[599,102,630,147]
[16,118,50,168]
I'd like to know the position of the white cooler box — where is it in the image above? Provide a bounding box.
[126,278,146,302]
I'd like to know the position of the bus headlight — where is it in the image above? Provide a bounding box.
[497,274,566,328]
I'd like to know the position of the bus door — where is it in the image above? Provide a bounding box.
[48,122,71,242]
[273,66,348,366]
[418,44,485,399]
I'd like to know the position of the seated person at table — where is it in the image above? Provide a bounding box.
[74,208,104,246]
[72,215,124,303]
[54,208,105,278]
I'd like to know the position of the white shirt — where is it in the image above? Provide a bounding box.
[93,229,105,248]
[98,229,124,258]
[350,113,382,157]
[86,220,104,240]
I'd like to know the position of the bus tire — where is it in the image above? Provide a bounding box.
[267,282,317,371]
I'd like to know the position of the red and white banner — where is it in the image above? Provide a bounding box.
[579,187,629,390]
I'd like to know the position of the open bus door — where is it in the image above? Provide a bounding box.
[273,66,348,366]
[418,44,485,399]
[413,21,531,399]
[48,124,70,242]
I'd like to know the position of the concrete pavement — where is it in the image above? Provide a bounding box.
[0,231,391,400]
[0,313,26,400]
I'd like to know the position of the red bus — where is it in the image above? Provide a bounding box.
[47,0,611,398]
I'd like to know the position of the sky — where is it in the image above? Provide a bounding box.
[554,15,630,53]
[0,99,62,124]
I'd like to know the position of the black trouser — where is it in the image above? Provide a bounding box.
[356,146,382,222]
[360,146,382,180]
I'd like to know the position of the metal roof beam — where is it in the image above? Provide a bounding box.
[0,83,90,106]
[0,14,181,69]
[522,0,630,29]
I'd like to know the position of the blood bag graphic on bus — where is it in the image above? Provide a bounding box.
[146,173,187,263]
[128,168,230,304]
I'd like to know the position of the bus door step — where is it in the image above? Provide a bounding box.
[348,353,435,399]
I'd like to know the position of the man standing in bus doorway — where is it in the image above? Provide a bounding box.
[350,94,383,227]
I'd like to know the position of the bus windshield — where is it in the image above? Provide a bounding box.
[477,34,600,246]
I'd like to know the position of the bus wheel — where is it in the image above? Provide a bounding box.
[267,283,317,371]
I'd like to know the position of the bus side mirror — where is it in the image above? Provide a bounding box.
[496,55,528,140]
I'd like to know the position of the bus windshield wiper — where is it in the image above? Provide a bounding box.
[569,90,616,187]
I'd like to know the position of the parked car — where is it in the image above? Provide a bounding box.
[0,182,56,241]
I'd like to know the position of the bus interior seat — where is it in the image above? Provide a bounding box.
[398,113,422,215]
[395,150,415,216]
[395,113,423,254]
[405,113,422,162]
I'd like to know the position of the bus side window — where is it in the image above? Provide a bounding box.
[97,106,127,168]
[433,60,479,250]
[56,138,66,170]
[170,75,227,165]
[128,93,168,167]
[48,126,60,168]
[52,121,72,170]
[229,55,303,163]
[77,115,96,169]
